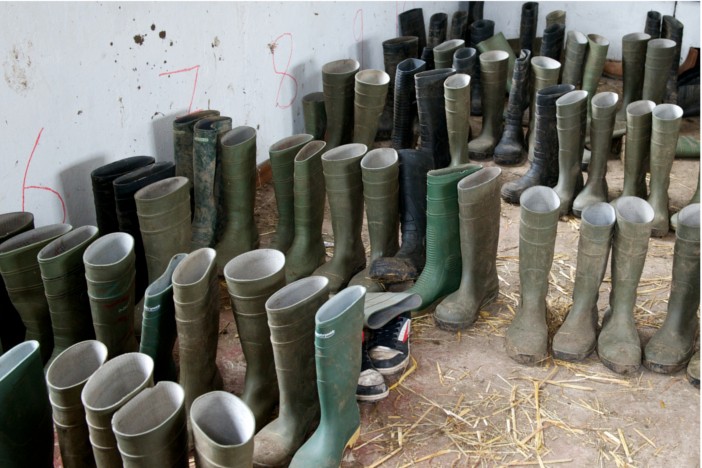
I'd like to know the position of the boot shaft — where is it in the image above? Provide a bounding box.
[427,12,448,49]
[172,110,220,181]
[519,2,539,54]
[587,92,619,181]
[619,33,651,116]
[541,23,565,63]
[391,57,426,150]
[353,69,390,148]
[533,84,575,186]
[444,73,471,166]
[302,92,327,140]
[582,34,610,109]
[642,38,676,104]
[398,8,426,52]
[573,203,615,299]
[667,204,701,315]
[361,148,400,260]
[477,50,509,136]
[322,59,360,149]
[561,31,588,87]
[621,100,655,198]
[434,39,465,69]
[292,140,327,229]
[415,67,456,168]
[450,11,469,41]
[644,11,662,39]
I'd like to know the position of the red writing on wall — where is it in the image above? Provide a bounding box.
[159,65,201,114]
[353,9,364,69]
[22,128,67,223]
[269,33,298,109]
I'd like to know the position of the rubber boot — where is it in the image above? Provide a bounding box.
[671,172,699,231]
[561,31,588,88]
[302,92,327,140]
[505,186,560,365]
[450,11,469,41]
[434,39,465,69]
[135,176,191,284]
[224,249,286,431]
[434,167,501,330]
[468,51,509,160]
[0,223,72,364]
[90,156,155,236]
[468,1,485,26]
[415,67,456,169]
[353,69,390,148]
[540,23,565,62]
[688,351,700,387]
[253,276,330,467]
[420,48,436,83]
[553,90,588,216]
[452,48,477,141]
[616,33,652,122]
[444,74,471,166]
[519,2,539,55]
[398,8,426,53]
[469,19,495,115]
[427,12,448,49]
[526,56,561,162]
[38,226,99,365]
[83,232,139,359]
[173,110,221,204]
[552,203,615,360]
[322,59,360,150]
[269,133,314,253]
[494,49,532,166]
[644,11,662,39]
[349,149,400,291]
[648,103,683,237]
[642,38,676,105]
[312,144,367,293]
[546,9,566,28]
[597,197,654,374]
[112,381,188,468]
[289,286,365,468]
[477,32,517,93]
[0,341,53,467]
[378,37,419,141]
[391,58,426,150]
[573,92,619,216]
[216,127,260,269]
[140,253,187,383]
[46,340,108,468]
[190,391,255,468]
[191,116,232,250]
[661,15,684,104]
[369,149,434,283]
[363,292,422,329]
[612,101,655,204]
[407,164,482,310]
[0,212,34,354]
[502,84,575,204]
[582,34,610,119]
[81,352,154,467]
[643,203,700,372]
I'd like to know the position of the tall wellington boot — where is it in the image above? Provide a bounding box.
[444,74,471,166]
[450,11,469,41]
[407,164,482,310]
[553,90,588,216]
[597,197,654,374]
[191,116,232,250]
[573,92,619,216]
[434,39,465,69]
[112,381,188,467]
[322,59,360,150]
[349,149,400,291]
[552,203,615,360]
[540,23,566,62]
[519,2,539,55]
[561,31,588,88]
[378,37,419,141]
[468,1,485,26]
[644,203,700,372]
[642,38,676,104]
[216,127,260,269]
[253,276,330,467]
[616,33,652,121]
[427,12,448,49]
[661,15,684,104]
[190,391,255,468]
[0,223,72,364]
[546,9,566,28]
[173,110,221,190]
[269,133,314,253]
[469,19,495,115]
[369,149,434,283]
[140,253,187,383]
[38,226,99,364]
[289,286,365,468]
[353,69,390,148]
[90,156,154,236]
[312,144,367,293]
[526,56,561,162]
[81,352,154,467]
[613,100,655,203]
[83,232,139,359]
[0,341,53,467]
[468,51,509,160]
[224,249,286,431]
[302,92,327,140]
[505,187,560,365]
[644,11,662,39]
[415,67,456,169]
[391,58,426,150]
[477,32,517,92]
[494,49,531,166]
[135,176,191,284]
[434,167,501,330]
[671,172,699,231]
[46,340,108,468]
[398,8,426,52]
[581,34,610,118]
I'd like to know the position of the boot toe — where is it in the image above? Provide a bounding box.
[434,295,479,331]
[643,335,694,374]
[597,341,641,374]
[253,430,295,468]
[552,332,596,362]
[505,326,548,365]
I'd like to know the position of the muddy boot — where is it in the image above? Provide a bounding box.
[552,203,615,361]
[434,167,501,330]
[469,19,495,115]
[224,249,286,431]
[494,50,531,166]
[323,59,360,151]
[644,11,662,39]
[369,149,434,283]
[477,32,516,93]
[661,15,684,104]
[269,133,314,254]
[302,92,327,140]
[253,276,330,467]
[541,23,565,62]
[553,90,588,216]
[561,31,588,88]
[416,68,456,169]
[378,37,419,141]
[671,172,700,230]
[391,58,426,150]
[582,34,610,119]
[597,197,654,374]
[642,38,677,104]
[519,2,539,55]
[427,12,448,49]
[444,74,471,167]
[688,351,701,387]
[398,8,426,52]
[505,187,560,365]
[468,51,509,160]
[648,104,683,237]
[38,226,99,365]
[573,92,619,217]
[616,33,652,122]
[289,286,365,468]
[353,69,390,148]
[450,11,469,41]
[434,39,465,69]
[526,57,561,162]
[46,340,108,468]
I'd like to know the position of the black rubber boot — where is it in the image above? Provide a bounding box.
[450,11,469,41]
[519,2,539,54]
[661,15,684,104]
[494,49,532,165]
[398,8,426,52]
[644,11,662,39]
[415,68,456,169]
[468,1,485,25]
[541,23,566,62]
[420,46,435,70]
[469,19,495,116]
[391,58,426,150]
[427,13,448,49]
[378,37,419,141]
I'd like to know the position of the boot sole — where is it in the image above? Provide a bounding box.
[356,388,390,402]
[506,350,549,366]
[599,355,641,375]
[642,357,690,375]
[552,345,595,362]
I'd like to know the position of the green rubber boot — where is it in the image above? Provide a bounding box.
[322,59,360,150]
[433,39,465,69]
[253,276,330,467]
[675,135,701,159]
[289,285,366,468]
[671,171,699,231]
[597,197,654,374]
[561,31,588,88]
[642,39,676,105]
[527,56,561,162]
[553,90,588,216]
[552,203,615,361]
[444,74,471,167]
[505,186,560,365]
[616,33,651,122]
[302,92,327,140]
[434,167,502,330]
[476,32,516,92]
[353,69,390,148]
[581,34,610,119]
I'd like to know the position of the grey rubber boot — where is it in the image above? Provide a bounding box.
[477,32,516,92]
[642,38,676,105]
[643,203,700,373]
[46,340,108,468]
[671,171,699,230]
[552,203,615,361]
[527,56,561,162]
[191,391,255,468]
[444,74,472,167]
[661,15,684,104]
[561,31,588,88]
[468,50,509,160]
[616,33,652,122]
[597,197,654,374]
[224,249,286,432]
[434,167,501,330]
[353,69,390,148]
[644,10,662,39]
[302,92,327,140]
[494,49,532,166]
[81,352,154,468]
[581,34,610,119]
[553,90,588,216]
[434,39,465,69]
[253,276,330,467]
[377,36,419,141]
[505,186,560,365]
[322,59,361,150]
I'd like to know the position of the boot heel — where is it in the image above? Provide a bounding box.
[345,426,361,449]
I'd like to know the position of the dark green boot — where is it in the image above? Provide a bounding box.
[476,33,516,92]
[613,100,656,205]
[616,33,651,122]
[553,90,588,216]
[526,57,561,162]
[468,51,509,160]
[322,59,360,150]
[642,38,676,104]
[302,92,327,140]
[444,73,471,167]
[353,70,390,148]
[561,31,588,88]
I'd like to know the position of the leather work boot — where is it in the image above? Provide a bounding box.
[616,33,652,122]
[561,31,588,88]
[494,49,532,166]
[391,58,426,150]
[377,36,418,141]
[353,69,390,148]
[553,90,588,216]
[444,73,472,167]
[415,67,457,169]
[302,92,327,140]
[322,59,360,151]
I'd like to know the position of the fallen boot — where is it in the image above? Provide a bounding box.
[688,350,700,387]
[494,49,531,166]
[353,69,390,148]
[642,38,677,104]
[561,31,588,88]
[526,56,561,162]
[391,57,426,150]
[302,92,327,140]
[378,36,419,141]
[616,33,652,122]
[468,19,495,115]
[468,51,509,160]
[363,292,422,329]
[444,73,472,167]
[552,90,588,216]
[671,171,699,230]
[661,15,684,104]
[398,8,426,52]
[415,67,456,169]
[519,2,539,54]
[434,39,465,69]
[322,59,360,150]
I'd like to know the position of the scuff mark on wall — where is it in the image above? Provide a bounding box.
[3,41,33,95]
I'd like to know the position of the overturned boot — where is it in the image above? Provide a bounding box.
[468,51,509,160]
[353,69,390,148]
[561,31,588,88]
[552,90,588,216]
[444,73,472,166]
[391,58,426,150]
[322,59,360,150]
[494,49,531,166]
[416,67,457,168]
